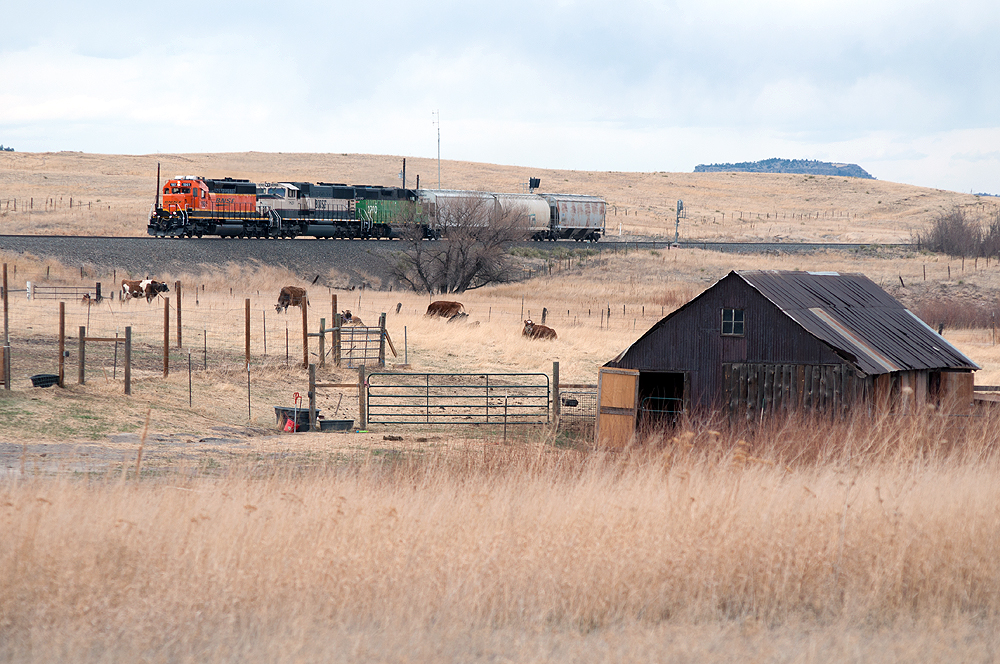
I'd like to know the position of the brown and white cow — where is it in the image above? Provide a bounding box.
[523,319,557,340]
[121,279,169,303]
[342,310,365,326]
[426,300,465,318]
[275,286,307,313]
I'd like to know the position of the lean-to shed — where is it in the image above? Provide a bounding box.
[596,270,979,446]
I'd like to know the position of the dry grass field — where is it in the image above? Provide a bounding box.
[4,152,1000,661]
[2,150,998,241]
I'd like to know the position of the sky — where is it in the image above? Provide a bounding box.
[2,0,999,193]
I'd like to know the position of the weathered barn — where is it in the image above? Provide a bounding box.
[596,270,978,446]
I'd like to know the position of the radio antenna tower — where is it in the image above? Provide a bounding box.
[432,110,441,189]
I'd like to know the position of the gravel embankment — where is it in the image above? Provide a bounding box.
[0,236,406,287]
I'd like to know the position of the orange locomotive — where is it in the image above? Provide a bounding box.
[160,176,257,215]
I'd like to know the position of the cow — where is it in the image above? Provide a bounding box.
[121,279,169,303]
[275,286,307,313]
[342,310,365,326]
[523,319,557,340]
[426,300,465,318]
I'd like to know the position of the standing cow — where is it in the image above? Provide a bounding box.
[275,286,308,313]
[121,279,169,303]
[523,319,557,340]
[426,301,465,317]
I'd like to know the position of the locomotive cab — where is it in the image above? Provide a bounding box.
[162,177,208,213]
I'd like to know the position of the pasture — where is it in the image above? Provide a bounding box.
[4,152,1000,661]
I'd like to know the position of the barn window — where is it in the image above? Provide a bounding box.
[722,308,744,336]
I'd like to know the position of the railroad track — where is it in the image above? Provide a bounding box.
[0,235,916,286]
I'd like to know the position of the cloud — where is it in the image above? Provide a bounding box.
[1,0,999,193]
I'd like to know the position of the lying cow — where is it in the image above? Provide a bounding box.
[426,300,465,318]
[121,278,169,303]
[523,319,557,340]
[275,286,307,313]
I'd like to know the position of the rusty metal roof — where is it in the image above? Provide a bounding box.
[737,270,978,374]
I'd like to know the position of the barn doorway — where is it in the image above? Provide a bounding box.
[637,372,686,427]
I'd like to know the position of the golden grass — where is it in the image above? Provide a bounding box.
[2,151,997,242]
[5,411,1000,662]
[6,173,1000,660]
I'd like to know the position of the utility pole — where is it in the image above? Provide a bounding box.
[432,110,441,189]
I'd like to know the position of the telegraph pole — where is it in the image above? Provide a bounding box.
[432,110,441,189]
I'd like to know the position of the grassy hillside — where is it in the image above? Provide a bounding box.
[1,151,996,242]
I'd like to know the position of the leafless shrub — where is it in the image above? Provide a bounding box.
[910,297,1000,329]
[389,196,530,293]
[918,207,1000,258]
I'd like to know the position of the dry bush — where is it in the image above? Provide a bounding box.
[910,296,1000,330]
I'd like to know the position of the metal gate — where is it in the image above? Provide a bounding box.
[367,372,550,425]
[339,326,385,368]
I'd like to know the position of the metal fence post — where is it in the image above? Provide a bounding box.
[334,313,342,366]
[309,363,317,430]
[58,302,65,387]
[378,313,387,367]
[302,297,309,369]
[163,297,170,378]
[78,326,86,385]
[3,263,9,390]
[553,361,560,425]
[124,326,132,395]
[358,364,367,430]
[175,281,182,348]
[244,298,250,366]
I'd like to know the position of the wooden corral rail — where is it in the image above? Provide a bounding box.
[77,326,132,394]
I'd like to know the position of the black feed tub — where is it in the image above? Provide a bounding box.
[30,374,59,388]
[275,406,319,432]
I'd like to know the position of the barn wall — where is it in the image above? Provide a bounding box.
[722,363,873,418]
[616,274,844,408]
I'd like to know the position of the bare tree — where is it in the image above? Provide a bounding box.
[388,195,531,293]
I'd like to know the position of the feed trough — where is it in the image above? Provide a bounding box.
[30,374,59,388]
[274,406,319,432]
[318,419,354,432]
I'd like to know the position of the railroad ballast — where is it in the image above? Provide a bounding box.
[148,175,606,242]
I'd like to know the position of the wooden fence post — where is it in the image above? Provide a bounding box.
[124,326,132,395]
[378,313,387,367]
[302,297,309,369]
[332,293,337,325]
[78,326,86,385]
[309,363,317,430]
[358,364,367,430]
[175,281,182,348]
[59,302,65,388]
[163,297,170,378]
[319,318,326,368]
[244,298,250,366]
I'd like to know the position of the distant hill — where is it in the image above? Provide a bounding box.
[694,158,874,179]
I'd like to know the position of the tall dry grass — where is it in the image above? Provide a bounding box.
[4,411,1000,661]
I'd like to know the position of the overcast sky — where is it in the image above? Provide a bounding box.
[2,0,998,193]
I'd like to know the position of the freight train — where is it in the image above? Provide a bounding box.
[147,175,605,241]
